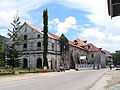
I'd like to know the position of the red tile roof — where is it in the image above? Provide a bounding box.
[26,23,87,51]
[74,39,88,46]
[26,22,60,39]
[48,32,60,39]
[87,43,101,52]
[68,40,87,51]
[27,23,43,32]
[102,50,112,57]
[25,22,105,52]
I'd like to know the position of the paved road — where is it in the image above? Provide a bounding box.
[0,69,109,90]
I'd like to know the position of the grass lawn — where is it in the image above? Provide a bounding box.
[0,68,52,73]
[0,68,53,77]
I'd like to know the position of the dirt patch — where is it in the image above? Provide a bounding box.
[106,70,120,90]
[90,69,120,90]
[89,74,111,90]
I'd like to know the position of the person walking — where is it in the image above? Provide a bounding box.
[109,65,112,70]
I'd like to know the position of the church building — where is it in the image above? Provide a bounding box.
[7,22,113,70]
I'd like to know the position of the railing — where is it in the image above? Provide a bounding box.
[75,64,101,70]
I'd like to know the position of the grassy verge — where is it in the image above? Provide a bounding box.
[0,68,53,77]
[0,73,25,77]
[0,68,52,73]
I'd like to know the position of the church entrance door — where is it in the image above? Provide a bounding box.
[37,58,42,68]
[23,58,28,69]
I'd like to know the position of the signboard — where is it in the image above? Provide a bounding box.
[80,56,86,60]
[108,0,120,18]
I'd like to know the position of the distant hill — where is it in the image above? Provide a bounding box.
[0,35,7,43]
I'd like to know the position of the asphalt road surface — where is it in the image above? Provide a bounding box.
[0,69,108,90]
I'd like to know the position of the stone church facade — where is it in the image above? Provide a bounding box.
[7,22,113,70]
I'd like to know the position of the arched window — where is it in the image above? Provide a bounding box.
[37,34,40,38]
[36,58,42,68]
[24,35,27,40]
[23,58,28,69]
[23,43,27,48]
[37,42,41,47]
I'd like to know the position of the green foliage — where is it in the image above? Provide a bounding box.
[8,13,21,39]
[30,68,44,71]
[112,50,120,65]
[0,35,7,66]
[6,13,22,68]
[0,68,49,73]
[0,35,7,43]
[0,68,18,73]
[43,9,48,67]
[5,46,22,68]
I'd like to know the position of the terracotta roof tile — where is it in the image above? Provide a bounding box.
[25,22,101,52]
[26,22,60,39]
[68,40,87,51]
[27,23,43,32]
[102,50,112,57]
[87,43,101,52]
[48,32,60,39]
[75,39,88,46]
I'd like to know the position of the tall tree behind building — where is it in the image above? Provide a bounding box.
[112,50,120,65]
[43,9,48,68]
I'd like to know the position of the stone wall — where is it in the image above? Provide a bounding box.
[87,51,106,68]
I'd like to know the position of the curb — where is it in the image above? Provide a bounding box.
[87,69,109,90]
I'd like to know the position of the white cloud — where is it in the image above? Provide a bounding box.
[56,0,120,52]
[1,0,120,52]
[0,0,53,34]
[79,28,106,40]
[49,16,78,35]
[57,0,110,26]
[0,29,8,37]
[108,35,120,42]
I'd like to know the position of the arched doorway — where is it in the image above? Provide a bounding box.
[37,58,42,68]
[23,58,28,69]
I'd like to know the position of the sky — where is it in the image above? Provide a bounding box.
[0,0,120,53]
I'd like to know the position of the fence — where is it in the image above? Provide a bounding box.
[75,64,101,70]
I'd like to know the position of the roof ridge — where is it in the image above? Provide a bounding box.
[23,22,104,52]
[25,22,60,39]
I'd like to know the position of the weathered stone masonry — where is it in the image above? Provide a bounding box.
[7,22,113,70]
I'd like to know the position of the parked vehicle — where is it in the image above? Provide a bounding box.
[116,65,120,70]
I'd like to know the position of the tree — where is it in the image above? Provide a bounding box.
[8,12,21,42]
[112,50,120,65]
[43,9,48,68]
[0,36,6,66]
[6,13,22,68]
[6,46,21,68]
